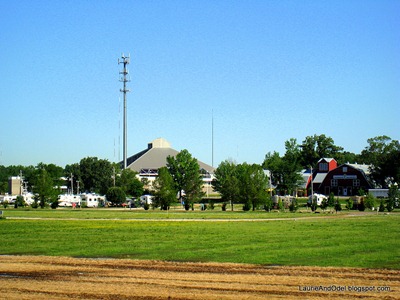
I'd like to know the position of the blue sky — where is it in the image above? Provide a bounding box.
[1,0,399,168]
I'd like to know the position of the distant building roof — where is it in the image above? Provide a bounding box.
[313,173,327,183]
[346,163,371,175]
[125,138,215,174]
[318,158,336,163]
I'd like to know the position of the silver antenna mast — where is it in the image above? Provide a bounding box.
[118,54,130,169]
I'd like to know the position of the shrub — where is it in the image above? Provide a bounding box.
[334,200,342,213]
[208,200,214,210]
[278,199,285,211]
[320,198,328,211]
[221,202,227,211]
[358,199,365,211]
[364,193,376,210]
[106,187,126,206]
[386,200,394,212]
[50,200,58,209]
[143,203,150,210]
[345,198,353,210]
[289,199,298,212]
[242,202,251,211]
[31,200,39,209]
[310,200,317,212]
[184,202,190,211]
[379,200,385,212]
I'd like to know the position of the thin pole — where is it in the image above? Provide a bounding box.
[212,110,214,167]
[119,54,130,169]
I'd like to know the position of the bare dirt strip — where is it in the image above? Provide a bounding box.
[0,256,399,299]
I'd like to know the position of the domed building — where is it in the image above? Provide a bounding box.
[124,138,215,195]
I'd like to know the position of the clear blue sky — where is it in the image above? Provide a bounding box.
[1,0,399,168]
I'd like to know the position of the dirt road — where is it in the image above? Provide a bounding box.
[0,256,398,299]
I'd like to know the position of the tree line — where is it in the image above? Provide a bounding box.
[1,134,398,209]
[262,134,399,195]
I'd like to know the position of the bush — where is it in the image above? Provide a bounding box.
[320,198,328,211]
[289,199,298,212]
[334,200,342,213]
[358,199,365,211]
[31,200,39,209]
[278,199,285,211]
[106,187,126,206]
[386,200,394,212]
[50,200,58,209]
[143,203,150,210]
[242,202,251,211]
[208,201,215,210]
[221,202,227,211]
[184,202,190,211]
[345,198,353,210]
[364,193,376,210]
[379,200,385,212]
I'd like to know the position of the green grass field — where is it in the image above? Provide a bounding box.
[1,209,399,269]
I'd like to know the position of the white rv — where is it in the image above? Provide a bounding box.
[140,195,153,205]
[58,194,82,207]
[81,193,105,208]
[307,193,328,206]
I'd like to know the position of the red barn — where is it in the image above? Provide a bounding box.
[318,163,372,196]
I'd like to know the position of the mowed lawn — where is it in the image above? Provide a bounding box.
[1,212,399,269]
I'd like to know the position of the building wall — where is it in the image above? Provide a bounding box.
[318,165,372,196]
[8,176,22,195]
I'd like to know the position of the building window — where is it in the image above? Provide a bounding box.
[343,166,348,172]
[320,163,328,171]
[331,179,338,187]
[353,179,360,187]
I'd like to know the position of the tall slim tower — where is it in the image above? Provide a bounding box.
[118,54,130,169]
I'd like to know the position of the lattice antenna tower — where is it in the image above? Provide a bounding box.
[118,54,131,169]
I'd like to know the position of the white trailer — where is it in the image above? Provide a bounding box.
[58,194,82,207]
[307,193,328,206]
[140,195,153,205]
[81,193,105,208]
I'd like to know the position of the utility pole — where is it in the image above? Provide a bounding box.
[118,54,130,169]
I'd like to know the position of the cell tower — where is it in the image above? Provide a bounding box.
[118,54,130,169]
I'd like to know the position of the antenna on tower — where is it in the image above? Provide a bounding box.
[119,53,131,169]
[212,110,214,167]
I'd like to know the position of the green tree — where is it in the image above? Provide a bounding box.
[212,160,239,211]
[364,193,376,210]
[300,134,343,168]
[320,197,328,211]
[79,157,114,194]
[64,163,82,193]
[360,136,400,188]
[166,150,204,210]
[14,195,25,208]
[345,198,353,210]
[262,141,302,196]
[237,163,269,211]
[328,192,335,211]
[106,187,126,206]
[387,183,399,212]
[32,168,59,209]
[334,199,342,213]
[153,167,177,210]
[281,138,303,195]
[262,151,283,191]
[117,169,144,198]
